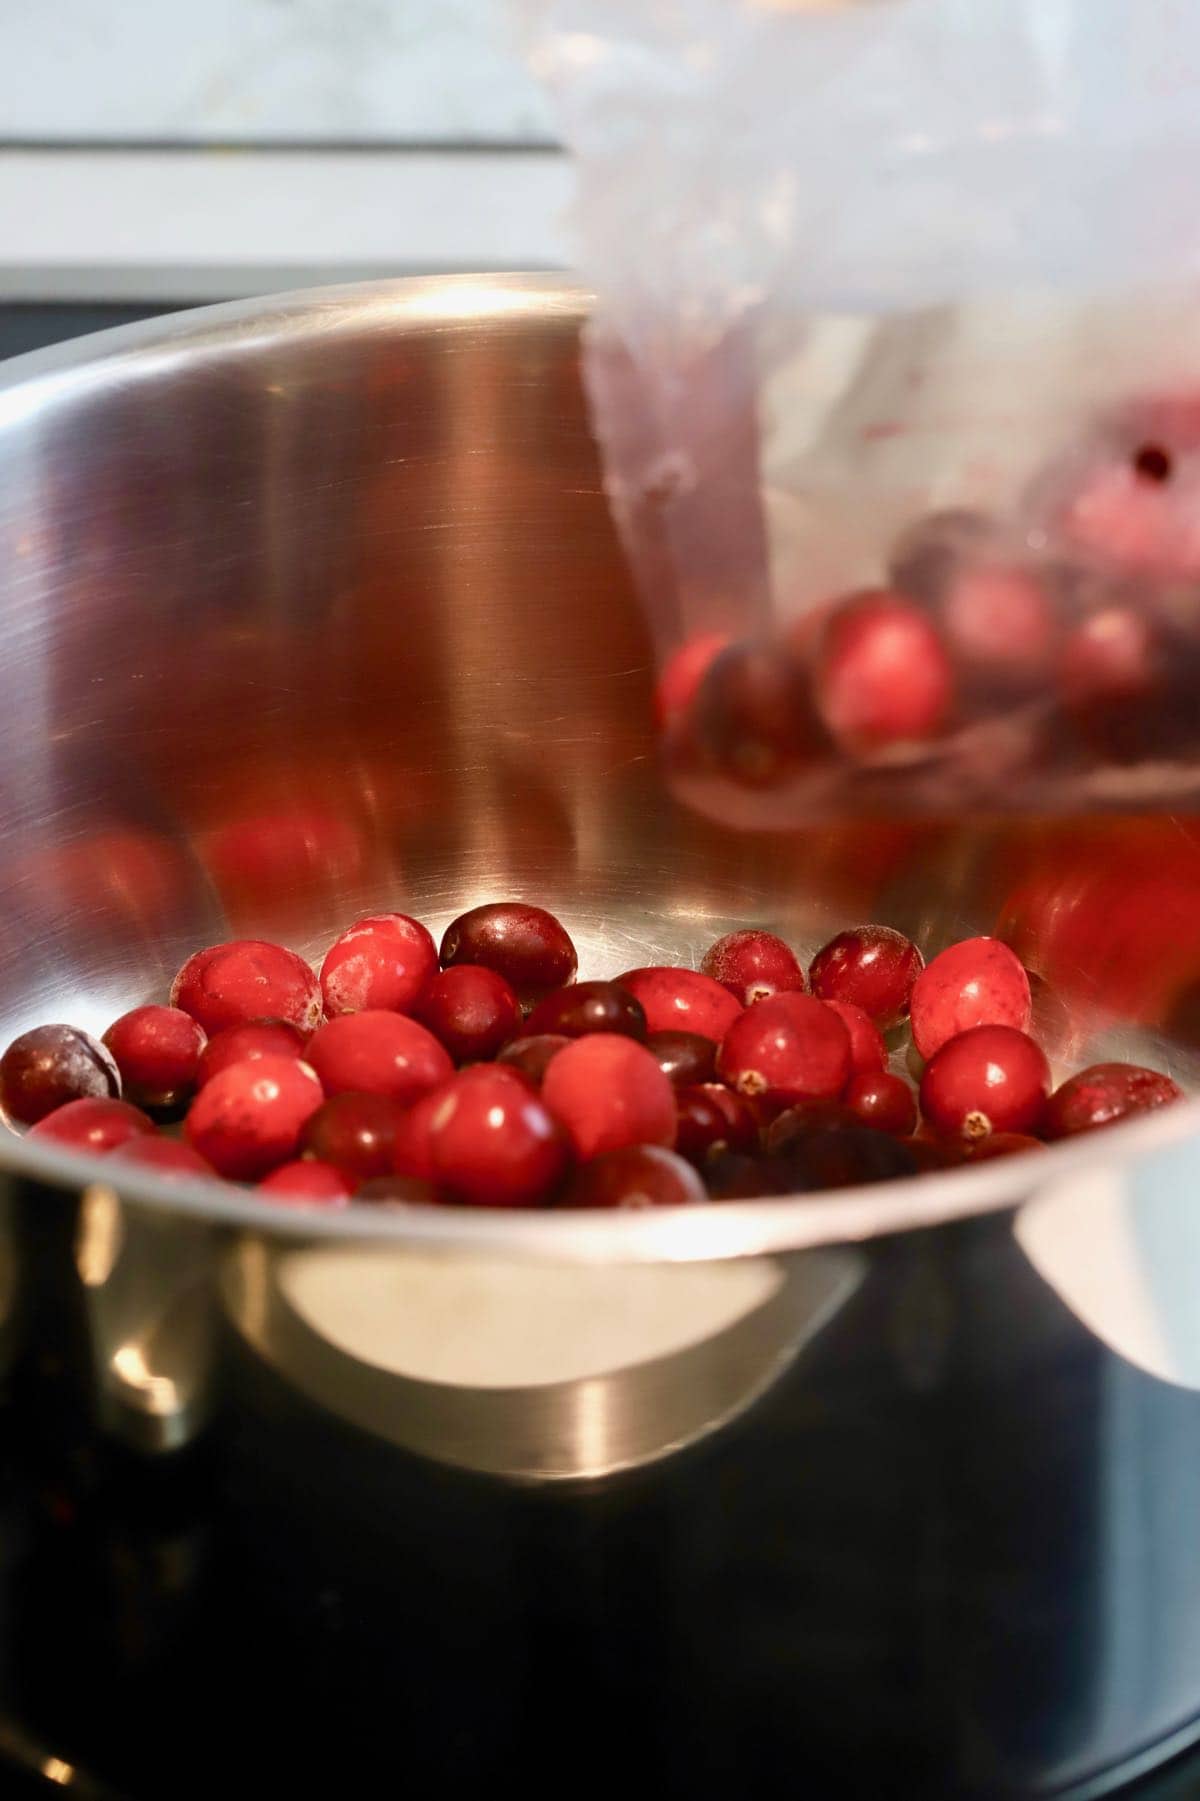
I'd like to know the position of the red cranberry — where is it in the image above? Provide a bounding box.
[644,1030,718,1086]
[940,564,1056,692]
[705,1150,787,1199]
[920,1025,1051,1141]
[821,1000,885,1075]
[391,1082,452,1181]
[909,937,1031,1060]
[170,939,321,1037]
[700,929,805,1007]
[814,590,954,757]
[909,1134,965,1172]
[428,1065,570,1207]
[654,631,731,728]
[689,639,821,788]
[781,1125,919,1190]
[497,1034,570,1085]
[320,912,438,1017]
[808,925,924,1029]
[1041,1062,1183,1140]
[717,993,851,1107]
[304,1011,452,1106]
[300,1092,406,1182]
[110,1136,216,1179]
[29,1097,156,1154]
[184,1054,324,1179]
[439,902,576,1008]
[541,1034,677,1160]
[259,1159,353,1204]
[562,1145,706,1209]
[763,1100,858,1156]
[198,1019,307,1087]
[102,1005,206,1108]
[0,1024,121,1124]
[526,981,647,1041]
[965,1133,1045,1162]
[416,966,523,1063]
[844,1070,917,1136]
[355,1174,441,1205]
[674,1084,759,1165]
[617,967,743,1041]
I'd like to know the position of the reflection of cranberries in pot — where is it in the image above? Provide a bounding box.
[0,1024,121,1124]
[29,1096,156,1153]
[808,925,923,1030]
[814,591,954,758]
[700,929,804,1007]
[689,640,821,788]
[920,1025,1051,1141]
[1041,1062,1183,1140]
[654,632,730,729]
[562,1144,706,1210]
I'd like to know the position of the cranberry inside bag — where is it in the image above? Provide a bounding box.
[520,0,1200,820]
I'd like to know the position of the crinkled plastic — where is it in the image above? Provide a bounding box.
[519,0,1200,819]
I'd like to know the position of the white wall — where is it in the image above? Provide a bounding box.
[0,0,554,143]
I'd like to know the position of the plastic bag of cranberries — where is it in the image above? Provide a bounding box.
[521,0,1200,818]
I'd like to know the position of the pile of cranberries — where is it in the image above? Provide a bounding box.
[0,902,1184,1211]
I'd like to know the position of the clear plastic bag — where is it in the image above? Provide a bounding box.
[519,0,1200,820]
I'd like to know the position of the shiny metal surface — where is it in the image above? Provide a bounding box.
[2,278,1200,1795]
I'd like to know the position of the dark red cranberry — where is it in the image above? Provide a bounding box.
[259,1159,354,1204]
[654,632,731,728]
[909,1134,965,1172]
[808,924,924,1029]
[781,1125,919,1191]
[821,1000,885,1075]
[304,1011,452,1105]
[717,993,851,1106]
[700,929,805,1007]
[184,1054,324,1179]
[814,590,954,757]
[416,966,523,1063]
[320,912,438,1017]
[844,1070,917,1136]
[439,902,577,1008]
[1057,607,1167,761]
[0,1024,121,1124]
[109,1136,216,1179]
[526,980,647,1041]
[1041,1062,1183,1140]
[102,1005,206,1108]
[965,1133,1045,1162]
[198,1018,307,1087]
[920,1025,1051,1141]
[689,639,822,789]
[644,1030,718,1086]
[674,1084,758,1165]
[763,1100,858,1156]
[497,1034,570,1085]
[170,939,321,1036]
[562,1144,706,1209]
[28,1097,156,1154]
[617,967,742,1041]
[909,937,1031,1060]
[705,1150,788,1200]
[541,1034,676,1160]
[428,1064,570,1207]
[301,1092,406,1182]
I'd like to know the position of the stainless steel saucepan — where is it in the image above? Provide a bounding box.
[1,276,1200,1798]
